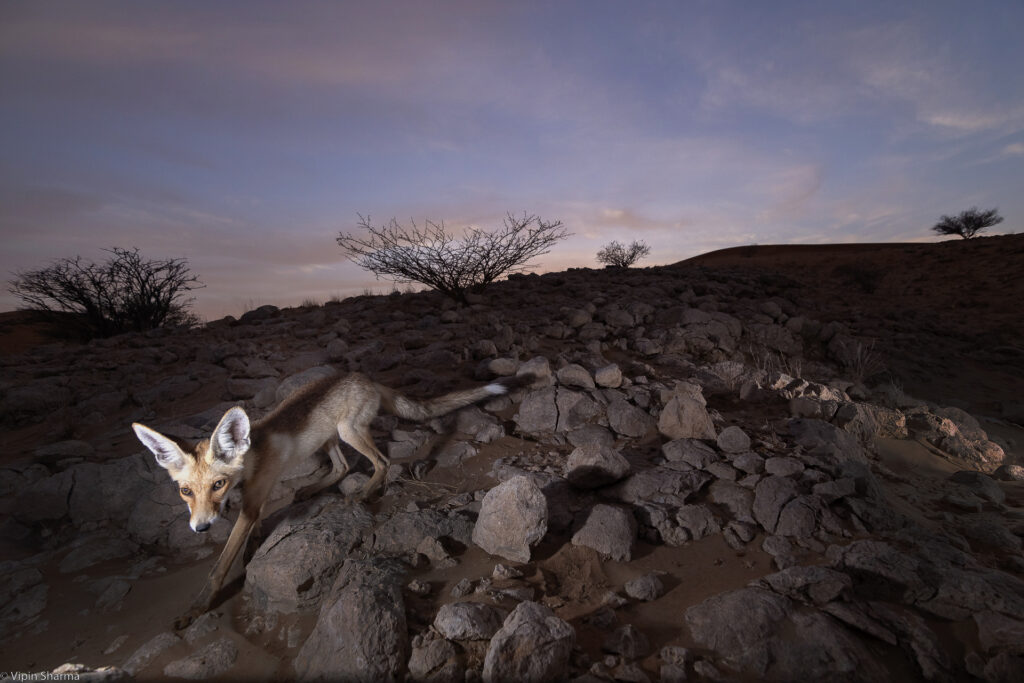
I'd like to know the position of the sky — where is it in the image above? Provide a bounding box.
[2,1,1022,319]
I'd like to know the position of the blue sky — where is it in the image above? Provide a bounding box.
[2,1,1022,318]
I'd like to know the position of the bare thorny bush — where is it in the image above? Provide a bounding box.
[337,213,569,303]
[8,247,203,338]
[597,240,651,268]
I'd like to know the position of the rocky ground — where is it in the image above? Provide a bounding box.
[1,234,1023,682]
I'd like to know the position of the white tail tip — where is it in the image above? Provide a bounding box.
[485,383,507,395]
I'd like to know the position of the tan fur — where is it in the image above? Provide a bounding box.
[132,370,519,628]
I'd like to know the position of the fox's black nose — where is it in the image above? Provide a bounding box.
[194,522,211,533]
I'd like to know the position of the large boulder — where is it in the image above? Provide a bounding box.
[245,496,373,613]
[472,476,548,563]
[571,504,636,561]
[685,587,886,681]
[658,382,716,440]
[483,601,575,683]
[295,558,408,682]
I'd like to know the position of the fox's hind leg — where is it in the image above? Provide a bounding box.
[296,439,350,500]
[338,422,390,500]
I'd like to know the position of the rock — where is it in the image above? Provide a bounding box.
[661,438,718,469]
[296,558,408,682]
[567,424,616,450]
[594,364,623,388]
[515,387,558,434]
[275,365,336,403]
[708,480,755,523]
[716,426,751,453]
[764,456,804,478]
[608,398,657,438]
[455,407,504,443]
[786,418,868,469]
[733,452,766,474]
[658,383,716,440]
[685,587,886,681]
[162,637,238,679]
[518,356,553,384]
[609,467,712,504]
[602,624,650,659]
[225,377,277,401]
[983,652,1024,682]
[571,504,637,561]
[624,573,665,602]
[752,475,800,534]
[775,495,830,538]
[0,578,47,635]
[239,304,278,322]
[762,535,797,569]
[472,476,548,563]
[408,636,462,682]
[675,504,722,541]
[434,602,509,641]
[482,601,575,683]
[564,444,631,489]
[59,535,138,573]
[123,632,181,675]
[813,477,857,503]
[754,566,852,605]
[556,389,603,432]
[556,364,596,389]
[993,464,1024,481]
[435,441,477,468]
[245,497,373,613]
[34,439,95,462]
[948,470,1006,505]
[974,611,1024,654]
[372,508,474,555]
[182,612,220,645]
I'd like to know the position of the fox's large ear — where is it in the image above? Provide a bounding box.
[133,423,186,471]
[211,407,251,463]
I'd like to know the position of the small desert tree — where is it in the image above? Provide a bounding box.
[931,207,1003,239]
[336,213,568,303]
[597,240,651,268]
[8,247,203,337]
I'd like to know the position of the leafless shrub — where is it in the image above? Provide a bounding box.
[8,247,202,338]
[337,213,568,303]
[932,206,1003,239]
[597,240,651,268]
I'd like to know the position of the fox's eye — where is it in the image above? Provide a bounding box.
[212,479,227,491]
[180,486,193,496]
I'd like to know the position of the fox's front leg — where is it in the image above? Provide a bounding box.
[174,509,259,630]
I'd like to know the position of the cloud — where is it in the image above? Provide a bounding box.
[755,164,824,222]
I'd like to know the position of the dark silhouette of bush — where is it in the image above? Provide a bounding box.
[336,213,568,303]
[8,247,203,338]
[932,207,1003,239]
[597,240,651,268]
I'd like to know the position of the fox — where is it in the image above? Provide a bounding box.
[132,370,526,628]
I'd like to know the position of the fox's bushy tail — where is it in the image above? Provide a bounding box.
[378,374,534,421]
